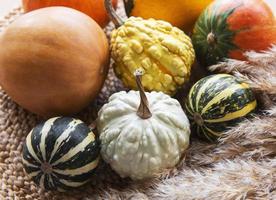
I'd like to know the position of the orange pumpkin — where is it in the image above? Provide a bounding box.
[0,7,109,117]
[22,0,118,27]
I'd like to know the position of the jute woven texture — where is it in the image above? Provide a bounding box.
[0,1,275,200]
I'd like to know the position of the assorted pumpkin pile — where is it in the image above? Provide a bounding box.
[0,0,275,192]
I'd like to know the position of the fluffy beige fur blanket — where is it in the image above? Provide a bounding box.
[0,2,275,200]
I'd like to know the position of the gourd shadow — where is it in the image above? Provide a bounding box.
[174,60,210,105]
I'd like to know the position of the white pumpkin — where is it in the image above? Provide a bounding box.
[97,70,190,180]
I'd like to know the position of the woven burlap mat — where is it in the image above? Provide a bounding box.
[1,1,275,200]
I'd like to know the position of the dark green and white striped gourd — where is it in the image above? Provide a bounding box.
[22,117,100,191]
[185,74,257,141]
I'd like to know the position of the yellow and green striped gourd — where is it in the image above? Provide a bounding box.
[185,74,257,141]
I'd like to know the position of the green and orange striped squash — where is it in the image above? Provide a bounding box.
[192,0,276,66]
[185,74,257,142]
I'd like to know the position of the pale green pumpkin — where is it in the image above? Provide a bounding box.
[97,70,190,180]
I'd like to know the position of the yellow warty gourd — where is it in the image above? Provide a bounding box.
[106,0,195,95]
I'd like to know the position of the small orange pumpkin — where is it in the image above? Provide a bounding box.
[22,0,118,27]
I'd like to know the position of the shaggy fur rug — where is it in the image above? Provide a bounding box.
[0,1,275,199]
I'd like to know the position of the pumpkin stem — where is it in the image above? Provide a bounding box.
[193,113,204,126]
[134,69,152,119]
[89,121,97,131]
[207,32,216,45]
[41,162,53,174]
[104,0,124,28]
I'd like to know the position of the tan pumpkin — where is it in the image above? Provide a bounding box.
[0,7,109,117]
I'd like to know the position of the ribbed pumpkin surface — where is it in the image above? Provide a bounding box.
[185,74,257,141]
[22,117,99,191]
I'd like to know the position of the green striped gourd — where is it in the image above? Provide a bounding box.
[185,74,256,141]
[22,117,100,191]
